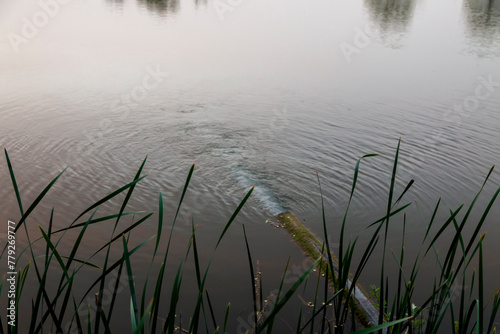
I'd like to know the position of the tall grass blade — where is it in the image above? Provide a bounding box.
[300,292,343,331]
[57,270,75,325]
[71,174,147,228]
[464,187,500,257]
[205,290,218,330]
[106,261,124,327]
[462,299,478,333]
[223,303,231,334]
[38,226,70,281]
[77,236,154,308]
[424,205,464,256]
[94,213,154,255]
[423,198,441,242]
[115,156,147,229]
[338,153,379,315]
[95,158,148,333]
[122,235,139,331]
[351,317,412,334]
[135,301,153,334]
[14,168,67,233]
[14,212,142,263]
[216,186,254,249]
[295,308,303,334]
[29,209,55,333]
[478,239,484,334]
[487,291,500,334]
[73,298,84,334]
[88,306,91,334]
[53,212,142,235]
[166,260,184,334]
[155,192,164,258]
[5,149,24,216]
[63,209,98,277]
[151,164,195,334]
[267,258,290,334]
[39,287,64,333]
[243,225,258,332]
[130,297,138,332]
[378,139,401,329]
[189,185,255,334]
[258,257,322,332]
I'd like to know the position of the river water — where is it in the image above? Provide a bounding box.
[1,0,499,332]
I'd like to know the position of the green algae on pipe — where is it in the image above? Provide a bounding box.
[276,212,379,328]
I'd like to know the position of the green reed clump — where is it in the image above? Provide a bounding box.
[1,140,499,333]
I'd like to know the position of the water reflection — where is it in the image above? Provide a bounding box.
[106,0,125,12]
[137,0,181,16]
[363,0,417,48]
[463,0,500,56]
[105,0,185,16]
[194,0,208,8]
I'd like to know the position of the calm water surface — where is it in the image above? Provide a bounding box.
[1,0,500,331]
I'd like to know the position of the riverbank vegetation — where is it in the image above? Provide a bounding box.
[1,140,499,333]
